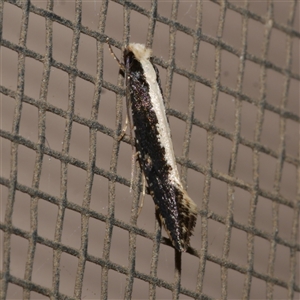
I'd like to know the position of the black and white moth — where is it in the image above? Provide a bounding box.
[113,43,198,252]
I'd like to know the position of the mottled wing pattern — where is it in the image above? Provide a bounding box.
[148,170,197,252]
[124,46,197,251]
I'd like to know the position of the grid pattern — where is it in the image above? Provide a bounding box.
[0,0,299,299]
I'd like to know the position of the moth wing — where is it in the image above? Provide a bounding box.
[149,174,197,252]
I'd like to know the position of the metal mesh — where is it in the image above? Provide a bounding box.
[0,0,299,299]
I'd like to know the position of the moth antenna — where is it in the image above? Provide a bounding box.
[108,41,135,193]
[137,173,146,216]
[107,40,125,71]
[107,40,133,146]
[129,150,135,193]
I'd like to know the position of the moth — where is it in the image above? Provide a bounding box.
[110,42,197,252]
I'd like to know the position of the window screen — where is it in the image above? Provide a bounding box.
[0,0,299,299]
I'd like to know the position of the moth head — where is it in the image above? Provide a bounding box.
[126,43,152,62]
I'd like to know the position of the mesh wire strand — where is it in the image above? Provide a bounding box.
[0,0,299,299]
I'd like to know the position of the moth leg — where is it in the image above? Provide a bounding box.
[138,173,146,216]
[129,151,139,193]
[118,114,136,142]
[118,114,128,141]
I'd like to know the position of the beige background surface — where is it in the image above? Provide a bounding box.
[1,1,299,299]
